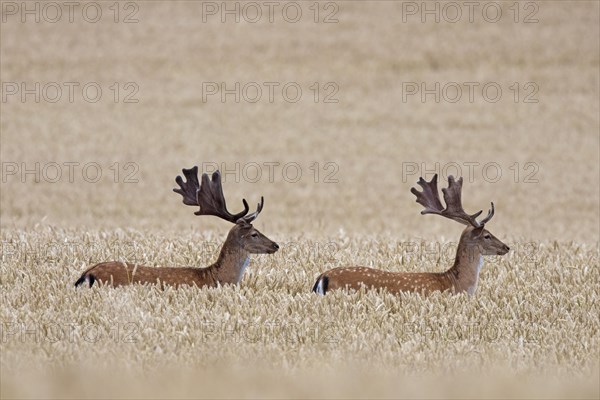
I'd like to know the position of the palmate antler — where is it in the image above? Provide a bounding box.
[411,174,494,228]
[173,166,264,224]
[311,173,508,296]
[74,166,277,289]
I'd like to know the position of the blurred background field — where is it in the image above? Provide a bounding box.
[1,1,599,398]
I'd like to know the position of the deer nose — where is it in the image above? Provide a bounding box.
[272,242,279,250]
[504,245,510,251]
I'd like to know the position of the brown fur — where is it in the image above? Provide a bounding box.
[76,223,278,288]
[314,226,509,295]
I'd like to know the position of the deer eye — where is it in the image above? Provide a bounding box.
[484,234,491,239]
[251,233,258,238]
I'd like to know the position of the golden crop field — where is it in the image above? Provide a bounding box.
[1,1,599,399]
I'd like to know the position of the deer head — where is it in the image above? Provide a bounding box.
[411,174,509,257]
[174,167,279,255]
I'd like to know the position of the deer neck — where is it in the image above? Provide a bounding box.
[210,238,250,285]
[445,239,484,295]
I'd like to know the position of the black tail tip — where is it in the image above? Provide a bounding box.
[74,275,86,287]
[312,275,329,295]
[74,274,95,288]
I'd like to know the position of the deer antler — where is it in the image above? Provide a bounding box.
[238,196,264,225]
[410,174,494,228]
[173,167,255,223]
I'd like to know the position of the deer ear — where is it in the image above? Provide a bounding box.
[472,225,485,235]
[235,219,252,228]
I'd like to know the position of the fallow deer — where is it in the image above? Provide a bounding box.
[75,167,279,288]
[312,174,509,296]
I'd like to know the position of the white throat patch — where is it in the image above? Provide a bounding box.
[237,257,250,282]
[466,256,484,295]
[476,255,483,274]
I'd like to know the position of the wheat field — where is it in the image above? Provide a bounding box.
[1,1,599,399]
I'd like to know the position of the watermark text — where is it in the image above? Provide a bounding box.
[1,1,139,23]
